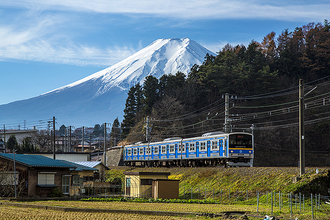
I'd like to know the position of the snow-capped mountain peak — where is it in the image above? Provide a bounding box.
[49,38,214,96]
[1,38,215,126]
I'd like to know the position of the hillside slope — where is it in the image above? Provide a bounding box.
[108,167,330,196]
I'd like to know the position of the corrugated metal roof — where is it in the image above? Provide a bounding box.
[73,161,110,170]
[59,160,98,171]
[0,153,76,168]
[74,161,101,168]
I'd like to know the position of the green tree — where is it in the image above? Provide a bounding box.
[7,135,19,152]
[121,86,138,139]
[59,125,66,137]
[21,137,35,153]
[93,124,102,137]
[110,118,121,146]
[142,75,159,116]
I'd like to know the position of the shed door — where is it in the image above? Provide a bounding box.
[126,178,131,196]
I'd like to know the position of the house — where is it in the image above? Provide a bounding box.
[123,171,179,199]
[59,160,98,196]
[72,161,110,171]
[0,153,76,197]
[72,161,110,180]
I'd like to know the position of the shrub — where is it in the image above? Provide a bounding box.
[48,187,63,197]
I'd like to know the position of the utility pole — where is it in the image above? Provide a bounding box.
[13,148,17,198]
[89,133,92,152]
[250,124,255,167]
[146,116,150,142]
[64,127,67,152]
[104,123,107,165]
[82,126,84,152]
[225,93,230,133]
[3,125,6,153]
[299,79,305,176]
[69,126,72,152]
[53,116,56,160]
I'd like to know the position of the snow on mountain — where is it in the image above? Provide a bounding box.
[0,38,215,127]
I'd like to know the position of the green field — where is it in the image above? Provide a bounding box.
[1,166,329,219]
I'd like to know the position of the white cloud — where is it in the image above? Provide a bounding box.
[0,13,136,66]
[0,38,136,66]
[1,0,329,21]
[0,0,328,66]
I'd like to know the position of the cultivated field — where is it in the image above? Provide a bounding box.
[1,199,330,220]
[0,205,194,220]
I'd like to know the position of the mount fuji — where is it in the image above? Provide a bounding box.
[0,38,215,128]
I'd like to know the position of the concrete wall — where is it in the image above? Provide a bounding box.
[0,129,38,145]
[27,153,90,161]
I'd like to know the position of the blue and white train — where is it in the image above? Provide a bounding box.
[123,131,254,167]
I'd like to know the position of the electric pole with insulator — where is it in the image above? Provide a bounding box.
[53,116,56,159]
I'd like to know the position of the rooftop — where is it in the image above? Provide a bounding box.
[0,153,76,168]
[73,161,110,170]
[59,160,98,172]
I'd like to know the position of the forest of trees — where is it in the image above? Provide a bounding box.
[120,20,330,167]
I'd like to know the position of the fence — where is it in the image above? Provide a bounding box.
[70,183,326,219]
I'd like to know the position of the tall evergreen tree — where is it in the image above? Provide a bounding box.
[7,135,19,152]
[142,75,159,116]
[121,86,137,139]
[59,125,66,137]
[110,118,121,146]
[93,124,102,137]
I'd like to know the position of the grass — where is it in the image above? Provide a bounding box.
[0,205,192,220]
[3,199,330,219]
[2,166,329,219]
[108,166,329,196]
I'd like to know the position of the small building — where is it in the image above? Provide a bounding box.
[72,161,110,181]
[59,160,98,196]
[123,171,179,199]
[0,129,39,145]
[152,179,180,199]
[0,153,75,197]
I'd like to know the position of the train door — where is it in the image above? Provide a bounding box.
[207,141,211,157]
[196,142,199,157]
[175,144,178,158]
[185,143,189,158]
[166,145,169,159]
[219,140,224,157]
[224,139,228,157]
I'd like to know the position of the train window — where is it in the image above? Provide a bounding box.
[139,147,144,155]
[200,142,206,151]
[127,149,132,156]
[169,145,175,153]
[189,143,195,152]
[154,146,159,154]
[179,145,185,153]
[161,146,166,154]
[133,148,137,155]
[212,141,218,150]
[146,147,151,155]
[229,134,252,148]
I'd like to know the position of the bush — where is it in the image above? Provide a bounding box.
[48,187,63,197]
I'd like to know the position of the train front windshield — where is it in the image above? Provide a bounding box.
[229,134,252,148]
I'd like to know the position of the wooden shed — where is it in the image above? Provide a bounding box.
[123,171,179,199]
[152,179,179,199]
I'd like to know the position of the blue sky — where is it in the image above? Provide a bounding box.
[0,0,329,105]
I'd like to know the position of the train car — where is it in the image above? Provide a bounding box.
[123,131,253,167]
